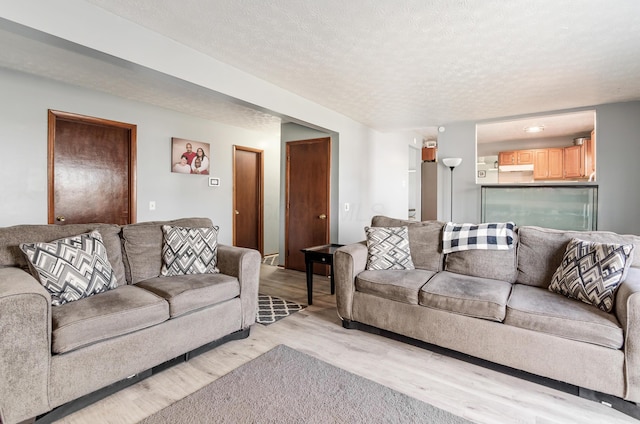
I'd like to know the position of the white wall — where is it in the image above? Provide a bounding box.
[0,68,281,248]
[0,1,380,245]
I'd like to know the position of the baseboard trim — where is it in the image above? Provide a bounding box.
[342,319,640,419]
[34,327,251,424]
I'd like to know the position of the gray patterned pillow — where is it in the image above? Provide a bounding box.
[20,230,118,306]
[365,226,415,270]
[161,225,220,276]
[549,238,634,312]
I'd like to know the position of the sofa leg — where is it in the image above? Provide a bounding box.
[579,387,640,419]
[342,319,358,329]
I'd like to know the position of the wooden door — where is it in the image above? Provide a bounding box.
[48,110,136,225]
[285,137,331,272]
[233,146,263,254]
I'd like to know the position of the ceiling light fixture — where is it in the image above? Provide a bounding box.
[524,125,544,133]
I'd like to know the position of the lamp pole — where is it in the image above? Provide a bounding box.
[441,158,462,222]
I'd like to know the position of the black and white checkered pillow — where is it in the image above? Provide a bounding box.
[442,222,515,254]
[20,230,118,306]
[365,226,415,270]
[161,225,220,276]
[549,238,634,312]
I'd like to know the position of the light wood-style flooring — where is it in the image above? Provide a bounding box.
[58,265,637,424]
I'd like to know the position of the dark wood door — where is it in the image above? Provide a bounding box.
[48,110,136,225]
[233,146,263,254]
[285,137,330,272]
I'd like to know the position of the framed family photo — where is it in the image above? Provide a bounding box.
[171,137,211,175]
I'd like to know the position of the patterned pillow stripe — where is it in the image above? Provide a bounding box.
[20,230,118,306]
[365,226,415,270]
[549,238,634,312]
[161,225,220,276]
[442,222,515,254]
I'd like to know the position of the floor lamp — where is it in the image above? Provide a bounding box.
[442,158,462,222]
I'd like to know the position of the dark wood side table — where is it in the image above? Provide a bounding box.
[300,243,344,306]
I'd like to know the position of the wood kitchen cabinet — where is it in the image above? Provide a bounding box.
[585,130,596,177]
[548,148,564,178]
[499,149,533,165]
[533,148,563,180]
[563,145,584,178]
[517,150,534,164]
[533,148,564,180]
[499,151,516,165]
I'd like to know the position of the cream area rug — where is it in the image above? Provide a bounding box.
[139,344,472,424]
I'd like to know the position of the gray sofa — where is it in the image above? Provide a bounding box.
[335,215,640,408]
[0,217,261,424]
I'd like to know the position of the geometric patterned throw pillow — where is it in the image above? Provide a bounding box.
[20,230,119,306]
[160,225,220,276]
[365,226,415,271]
[548,238,634,312]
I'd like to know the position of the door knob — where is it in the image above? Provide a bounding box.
[318,214,327,219]
[56,215,66,222]
[235,210,240,215]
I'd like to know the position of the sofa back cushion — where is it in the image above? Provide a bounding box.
[444,229,519,283]
[0,223,125,285]
[122,217,214,284]
[516,226,640,288]
[370,216,444,272]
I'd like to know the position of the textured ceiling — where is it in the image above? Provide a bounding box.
[1,1,640,139]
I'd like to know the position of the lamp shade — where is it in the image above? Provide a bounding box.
[442,157,462,168]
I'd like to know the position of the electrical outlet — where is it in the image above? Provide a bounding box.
[149,201,156,211]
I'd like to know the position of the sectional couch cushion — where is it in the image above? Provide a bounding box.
[516,226,640,289]
[0,223,125,285]
[160,225,220,276]
[51,285,169,354]
[504,284,624,349]
[444,227,519,283]
[121,218,214,284]
[365,226,414,270]
[356,269,435,304]
[370,215,444,272]
[419,271,512,322]
[20,231,119,306]
[136,273,240,318]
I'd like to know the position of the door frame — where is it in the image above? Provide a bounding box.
[232,145,264,255]
[47,109,137,224]
[284,137,331,270]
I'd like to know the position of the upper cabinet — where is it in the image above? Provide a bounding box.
[498,149,533,165]
[533,148,563,180]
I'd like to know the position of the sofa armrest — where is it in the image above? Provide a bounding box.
[0,267,52,423]
[615,266,640,401]
[334,242,367,321]
[216,245,261,329]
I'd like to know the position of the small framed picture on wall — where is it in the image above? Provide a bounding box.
[171,137,211,175]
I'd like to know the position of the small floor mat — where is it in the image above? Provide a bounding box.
[256,294,304,325]
[262,254,279,266]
